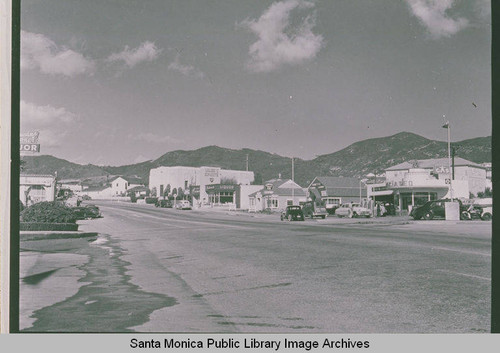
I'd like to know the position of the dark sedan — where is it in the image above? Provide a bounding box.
[280,205,304,221]
[410,199,463,220]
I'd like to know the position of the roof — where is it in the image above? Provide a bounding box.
[248,179,306,197]
[83,185,110,192]
[386,158,485,171]
[128,186,149,192]
[110,175,144,184]
[310,176,362,188]
[308,176,366,198]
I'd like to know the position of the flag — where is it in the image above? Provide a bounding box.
[442,121,449,128]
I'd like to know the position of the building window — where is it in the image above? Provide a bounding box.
[287,199,293,206]
[267,198,278,208]
[323,197,341,207]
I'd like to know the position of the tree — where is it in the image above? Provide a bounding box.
[177,187,185,199]
[151,187,157,197]
[220,177,237,185]
[164,184,171,197]
[252,173,263,185]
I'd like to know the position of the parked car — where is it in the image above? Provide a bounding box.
[73,205,101,220]
[175,200,192,210]
[155,199,173,208]
[302,201,327,219]
[410,199,463,220]
[280,205,304,221]
[481,206,492,221]
[336,203,371,218]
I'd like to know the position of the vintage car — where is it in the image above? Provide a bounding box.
[410,199,463,220]
[481,206,492,221]
[73,205,102,220]
[175,200,192,210]
[280,205,304,221]
[335,203,371,218]
[155,199,173,208]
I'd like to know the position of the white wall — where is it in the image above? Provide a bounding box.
[239,185,263,210]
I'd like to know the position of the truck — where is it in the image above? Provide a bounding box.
[301,200,328,219]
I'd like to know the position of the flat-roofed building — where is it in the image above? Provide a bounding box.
[149,166,254,206]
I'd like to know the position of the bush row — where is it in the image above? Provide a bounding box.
[20,201,77,223]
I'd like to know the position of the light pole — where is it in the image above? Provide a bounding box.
[442,121,452,199]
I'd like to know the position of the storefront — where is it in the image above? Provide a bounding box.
[205,184,236,205]
[384,168,469,212]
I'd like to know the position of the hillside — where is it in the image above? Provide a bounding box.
[20,132,491,187]
[305,132,492,180]
[21,155,109,179]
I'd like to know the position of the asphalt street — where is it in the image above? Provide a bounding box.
[20,201,491,333]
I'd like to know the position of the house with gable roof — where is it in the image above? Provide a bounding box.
[248,178,307,212]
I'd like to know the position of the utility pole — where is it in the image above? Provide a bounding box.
[451,146,456,180]
[442,121,452,199]
[292,157,294,205]
[246,154,249,172]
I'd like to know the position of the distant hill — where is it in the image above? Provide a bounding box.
[21,155,109,179]
[303,132,491,181]
[20,132,491,187]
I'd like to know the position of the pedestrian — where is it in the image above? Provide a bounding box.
[376,203,381,217]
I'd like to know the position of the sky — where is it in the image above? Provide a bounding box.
[20,0,491,166]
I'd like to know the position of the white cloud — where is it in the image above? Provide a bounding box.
[405,0,469,38]
[168,54,205,79]
[240,0,324,73]
[107,41,162,68]
[21,31,95,77]
[129,132,183,144]
[475,0,491,20]
[21,100,77,127]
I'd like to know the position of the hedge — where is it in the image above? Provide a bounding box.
[21,201,77,223]
[145,197,157,204]
[20,222,79,231]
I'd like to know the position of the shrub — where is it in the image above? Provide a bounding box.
[145,197,157,204]
[21,201,77,223]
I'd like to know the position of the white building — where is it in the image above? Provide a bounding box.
[369,157,487,213]
[20,174,56,206]
[149,166,254,205]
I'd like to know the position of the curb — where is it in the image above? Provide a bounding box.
[20,231,98,241]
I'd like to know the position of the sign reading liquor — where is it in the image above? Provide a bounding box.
[20,131,41,153]
[20,144,40,152]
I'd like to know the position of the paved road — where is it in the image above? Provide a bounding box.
[21,201,491,333]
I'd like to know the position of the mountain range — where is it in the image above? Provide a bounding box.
[21,132,491,187]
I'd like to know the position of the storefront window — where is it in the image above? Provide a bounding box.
[401,193,412,210]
